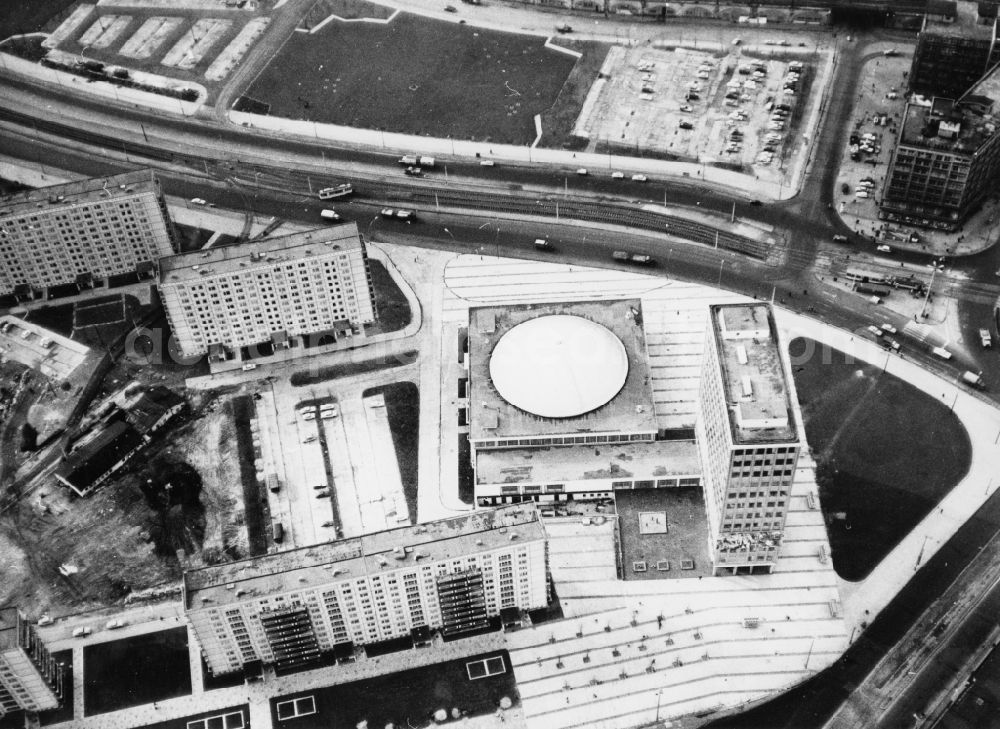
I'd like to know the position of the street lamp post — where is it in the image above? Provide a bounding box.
[920,259,944,319]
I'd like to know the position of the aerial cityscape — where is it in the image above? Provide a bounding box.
[1,0,999,728]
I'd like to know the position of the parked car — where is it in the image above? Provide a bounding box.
[980,328,993,348]
[105,619,127,630]
[189,198,207,206]
[631,174,648,182]
[72,627,92,638]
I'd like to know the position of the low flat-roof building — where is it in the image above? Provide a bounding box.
[467,300,697,504]
[0,608,63,717]
[158,223,375,360]
[0,316,91,382]
[0,170,175,295]
[184,504,548,676]
[697,303,801,575]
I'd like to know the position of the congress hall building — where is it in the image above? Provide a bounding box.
[466,299,800,576]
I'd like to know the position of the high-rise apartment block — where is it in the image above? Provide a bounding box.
[159,223,376,360]
[881,64,1000,230]
[0,608,63,717]
[184,505,547,676]
[908,3,1000,99]
[0,170,175,295]
[697,304,801,576]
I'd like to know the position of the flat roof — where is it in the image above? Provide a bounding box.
[469,300,657,441]
[922,1,997,36]
[709,304,797,445]
[475,440,701,486]
[0,316,92,381]
[899,87,1000,154]
[0,170,158,219]
[184,504,545,609]
[159,223,365,285]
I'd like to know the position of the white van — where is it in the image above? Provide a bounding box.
[320,209,340,221]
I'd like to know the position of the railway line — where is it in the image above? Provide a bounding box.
[0,106,768,260]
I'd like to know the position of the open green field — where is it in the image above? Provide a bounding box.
[0,0,76,41]
[243,13,579,145]
[789,338,971,581]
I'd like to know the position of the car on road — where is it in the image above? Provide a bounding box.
[556,24,573,33]
[534,238,551,249]
[631,174,648,182]
[876,244,892,253]
[189,198,207,206]
[444,4,457,11]
[320,209,340,221]
[833,234,849,243]
[883,48,900,57]
[315,490,330,498]
[404,166,423,176]
[575,168,588,176]
[395,209,415,220]
[613,250,653,265]
[380,208,396,217]
[611,171,625,179]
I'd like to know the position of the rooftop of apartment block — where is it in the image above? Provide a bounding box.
[183,504,545,609]
[0,169,158,219]
[159,223,365,285]
[468,299,657,442]
[709,303,797,445]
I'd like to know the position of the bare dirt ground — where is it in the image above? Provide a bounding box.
[0,387,252,618]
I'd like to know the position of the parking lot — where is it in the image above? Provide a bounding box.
[255,380,411,549]
[573,44,814,184]
[834,50,911,240]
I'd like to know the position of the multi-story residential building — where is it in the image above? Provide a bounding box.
[183,505,547,676]
[0,170,175,296]
[881,64,1000,230]
[908,2,1000,99]
[0,608,63,717]
[158,223,376,360]
[697,304,801,576]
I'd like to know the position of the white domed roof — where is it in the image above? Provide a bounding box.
[488,315,628,418]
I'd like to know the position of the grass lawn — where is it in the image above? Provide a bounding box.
[270,650,517,729]
[230,394,269,557]
[244,13,578,145]
[83,627,192,716]
[0,0,77,40]
[540,39,610,150]
[363,382,418,521]
[290,350,418,385]
[789,338,971,581]
[301,0,395,24]
[364,260,411,335]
